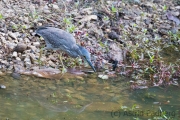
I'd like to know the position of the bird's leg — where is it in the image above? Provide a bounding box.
[37,47,43,66]
[58,52,67,73]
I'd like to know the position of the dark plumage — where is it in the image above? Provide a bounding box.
[35,26,96,72]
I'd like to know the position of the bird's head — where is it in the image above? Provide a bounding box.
[78,46,96,72]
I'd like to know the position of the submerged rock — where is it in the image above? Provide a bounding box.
[0,84,6,89]
[11,72,21,80]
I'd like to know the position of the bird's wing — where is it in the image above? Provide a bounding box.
[35,27,76,50]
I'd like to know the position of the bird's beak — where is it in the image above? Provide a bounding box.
[85,58,96,72]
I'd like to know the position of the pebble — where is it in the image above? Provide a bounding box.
[48,85,57,90]
[11,72,21,80]
[14,43,27,53]
[48,60,56,67]
[0,85,6,89]
[52,4,59,9]
[33,42,40,47]
[12,51,18,57]
[8,31,17,40]
[16,57,21,61]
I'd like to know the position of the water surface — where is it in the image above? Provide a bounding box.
[0,73,179,120]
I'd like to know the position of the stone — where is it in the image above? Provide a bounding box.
[14,43,27,53]
[33,42,40,47]
[12,51,18,57]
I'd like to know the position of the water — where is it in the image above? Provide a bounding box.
[0,73,179,120]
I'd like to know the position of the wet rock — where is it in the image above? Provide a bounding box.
[98,74,109,79]
[75,76,84,81]
[72,94,86,100]
[11,72,21,80]
[65,89,74,93]
[20,68,61,79]
[87,79,97,84]
[48,85,57,90]
[76,86,84,91]
[0,71,5,76]
[0,85,6,89]
[14,43,27,53]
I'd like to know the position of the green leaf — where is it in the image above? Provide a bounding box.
[111,5,117,13]
[0,14,3,20]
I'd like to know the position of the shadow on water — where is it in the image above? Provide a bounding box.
[0,73,179,120]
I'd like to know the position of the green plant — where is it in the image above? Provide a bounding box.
[63,17,76,33]
[163,5,168,11]
[63,17,72,25]
[12,24,18,30]
[0,13,3,20]
[147,52,155,64]
[67,24,76,33]
[111,5,117,13]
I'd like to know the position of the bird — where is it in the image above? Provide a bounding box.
[35,26,96,72]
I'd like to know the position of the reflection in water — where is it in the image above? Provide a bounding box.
[34,95,92,113]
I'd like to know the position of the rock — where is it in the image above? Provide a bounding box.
[76,86,84,91]
[20,68,61,79]
[7,43,17,51]
[0,36,6,43]
[98,74,109,79]
[153,0,160,3]
[29,45,38,52]
[48,85,57,90]
[33,42,40,47]
[24,17,29,23]
[0,85,6,89]
[108,31,119,41]
[11,72,21,79]
[79,15,98,22]
[72,94,85,100]
[24,38,30,43]
[14,43,27,53]
[0,71,5,76]
[75,76,84,81]
[108,43,123,62]
[48,60,56,67]
[87,79,97,84]
[52,4,59,9]
[24,56,31,62]
[29,53,36,64]
[16,57,21,61]
[43,5,51,13]
[65,89,74,93]
[12,51,18,57]
[24,56,31,68]
[8,31,17,40]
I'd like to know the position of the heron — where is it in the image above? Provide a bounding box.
[35,26,96,72]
